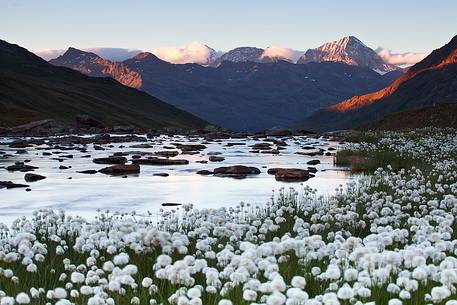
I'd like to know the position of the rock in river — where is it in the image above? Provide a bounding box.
[6,162,38,172]
[153,173,169,177]
[196,170,213,175]
[93,156,127,164]
[154,150,179,158]
[213,165,260,179]
[24,173,46,182]
[268,168,313,182]
[209,155,225,162]
[307,160,321,165]
[98,164,140,175]
[77,170,98,174]
[0,181,30,189]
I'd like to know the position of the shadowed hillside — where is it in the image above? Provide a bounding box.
[0,40,207,129]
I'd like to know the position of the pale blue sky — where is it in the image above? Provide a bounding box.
[1,0,456,53]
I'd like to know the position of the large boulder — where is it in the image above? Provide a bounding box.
[98,164,140,175]
[209,155,225,162]
[196,169,213,175]
[307,160,321,165]
[24,173,46,182]
[93,156,127,164]
[6,162,38,172]
[0,181,30,189]
[154,150,180,158]
[213,165,260,179]
[268,168,313,182]
[175,143,207,152]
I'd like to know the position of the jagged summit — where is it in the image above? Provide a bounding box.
[50,47,142,89]
[132,52,159,61]
[298,36,400,73]
[52,47,102,64]
[211,47,264,66]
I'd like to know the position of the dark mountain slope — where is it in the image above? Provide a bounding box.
[360,102,457,131]
[0,40,207,129]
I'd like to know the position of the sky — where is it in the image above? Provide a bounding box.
[1,0,456,64]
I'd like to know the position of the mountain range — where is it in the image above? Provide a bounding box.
[0,40,207,130]
[49,36,403,130]
[302,35,457,131]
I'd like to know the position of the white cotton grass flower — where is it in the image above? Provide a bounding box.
[29,288,39,299]
[113,253,129,266]
[357,287,371,298]
[26,264,37,273]
[53,288,67,299]
[1,297,16,305]
[266,292,286,305]
[218,300,233,305]
[142,277,153,288]
[103,261,115,272]
[286,288,308,301]
[3,269,14,278]
[431,286,451,303]
[157,254,172,267]
[388,299,402,305]
[71,272,85,283]
[337,285,354,300]
[80,285,93,295]
[243,289,257,301]
[291,276,306,289]
[123,264,138,275]
[187,287,201,299]
[16,292,31,304]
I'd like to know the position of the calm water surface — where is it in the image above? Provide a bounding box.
[0,134,353,224]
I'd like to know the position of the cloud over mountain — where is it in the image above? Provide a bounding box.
[376,47,428,67]
[151,41,220,65]
[261,45,303,62]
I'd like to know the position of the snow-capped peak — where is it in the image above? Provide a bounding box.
[297,36,401,72]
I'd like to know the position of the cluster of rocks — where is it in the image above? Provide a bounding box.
[1,130,338,192]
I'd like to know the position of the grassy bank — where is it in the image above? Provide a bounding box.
[335,128,456,173]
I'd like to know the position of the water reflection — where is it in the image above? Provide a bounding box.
[0,135,353,224]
